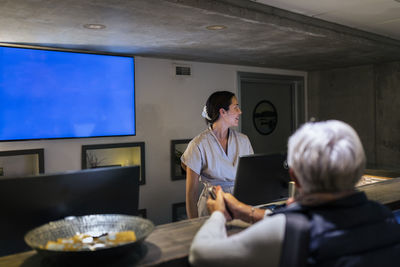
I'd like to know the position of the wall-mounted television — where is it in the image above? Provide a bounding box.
[0,45,135,141]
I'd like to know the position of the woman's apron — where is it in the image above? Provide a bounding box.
[197,178,234,217]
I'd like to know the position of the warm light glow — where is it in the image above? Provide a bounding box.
[206,25,227,30]
[83,24,106,30]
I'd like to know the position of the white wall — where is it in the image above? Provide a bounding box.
[0,56,305,225]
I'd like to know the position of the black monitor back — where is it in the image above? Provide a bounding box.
[233,153,290,206]
[0,166,140,256]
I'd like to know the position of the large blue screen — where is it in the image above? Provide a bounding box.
[0,46,135,141]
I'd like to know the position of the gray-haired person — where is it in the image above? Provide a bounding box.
[190,120,400,267]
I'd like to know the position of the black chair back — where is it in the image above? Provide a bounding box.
[0,166,140,256]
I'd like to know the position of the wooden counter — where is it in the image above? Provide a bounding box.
[359,177,400,210]
[364,168,400,178]
[1,178,400,267]
[0,216,210,267]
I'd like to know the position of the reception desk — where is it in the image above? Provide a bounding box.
[1,177,400,267]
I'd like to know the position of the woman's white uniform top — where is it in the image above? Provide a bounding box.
[181,127,253,216]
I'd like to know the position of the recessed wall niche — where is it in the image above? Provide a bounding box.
[0,149,44,177]
[81,142,145,185]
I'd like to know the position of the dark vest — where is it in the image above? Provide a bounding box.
[274,192,400,267]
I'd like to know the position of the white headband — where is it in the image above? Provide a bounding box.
[201,106,211,120]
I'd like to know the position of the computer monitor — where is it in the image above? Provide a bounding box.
[0,166,140,256]
[233,153,290,206]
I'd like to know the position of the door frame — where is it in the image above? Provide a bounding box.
[237,72,307,133]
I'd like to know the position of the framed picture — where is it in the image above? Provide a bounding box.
[172,202,187,222]
[82,142,146,185]
[253,100,278,135]
[92,164,122,168]
[0,149,44,177]
[171,139,191,180]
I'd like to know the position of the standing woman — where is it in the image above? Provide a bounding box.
[181,91,254,218]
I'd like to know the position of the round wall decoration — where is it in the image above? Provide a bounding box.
[252,100,278,135]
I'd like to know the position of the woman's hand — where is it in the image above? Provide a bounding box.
[223,193,251,222]
[207,186,232,221]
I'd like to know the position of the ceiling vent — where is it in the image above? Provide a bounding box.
[175,65,191,76]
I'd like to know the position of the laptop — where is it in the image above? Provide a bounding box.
[233,153,290,206]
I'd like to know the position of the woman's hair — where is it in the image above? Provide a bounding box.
[204,91,235,125]
[287,120,366,194]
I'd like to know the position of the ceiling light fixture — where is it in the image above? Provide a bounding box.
[206,25,227,30]
[83,24,106,30]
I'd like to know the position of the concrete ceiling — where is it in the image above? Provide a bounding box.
[257,0,400,41]
[1,0,400,70]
